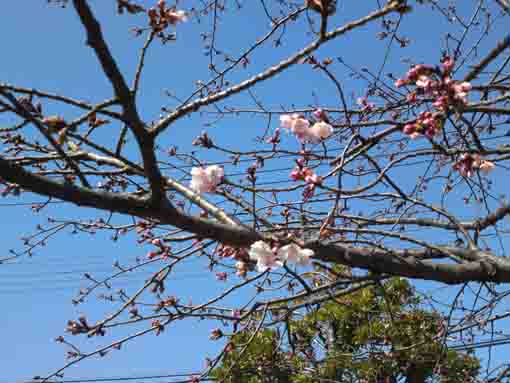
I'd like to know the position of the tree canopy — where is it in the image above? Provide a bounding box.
[213,277,481,383]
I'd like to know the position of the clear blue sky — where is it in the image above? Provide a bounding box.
[1,1,510,382]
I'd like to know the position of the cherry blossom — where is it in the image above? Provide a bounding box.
[235,261,248,277]
[451,81,472,103]
[248,241,315,272]
[279,114,298,129]
[278,244,314,266]
[478,160,496,173]
[248,241,283,272]
[415,75,436,92]
[280,114,310,139]
[394,60,472,115]
[280,114,333,143]
[292,118,312,141]
[402,111,444,139]
[189,165,224,193]
[453,154,496,177]
[309,121,334,142]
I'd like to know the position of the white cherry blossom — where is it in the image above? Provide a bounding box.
[189,165,224,193]
[278,243,314,266]
[309,121,333,142]
[248,241,283,272]
[248,241,314,272]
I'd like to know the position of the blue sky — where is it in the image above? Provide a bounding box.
[2,1,510,382]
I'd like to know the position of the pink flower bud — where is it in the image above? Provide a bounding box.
[442,57,455,73]
[403,124,416,135]
[395,78,408,88]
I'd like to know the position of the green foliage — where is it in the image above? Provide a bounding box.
[212,278,480,383]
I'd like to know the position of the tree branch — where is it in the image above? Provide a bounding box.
[72,0,165,203]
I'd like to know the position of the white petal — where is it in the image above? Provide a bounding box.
[249,241,272,261]
[279,115,294,129]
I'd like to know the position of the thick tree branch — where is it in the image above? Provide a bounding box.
[72,0,165,203]
[2,156,510,284]
[307,241,510,284]
[0,156,260,247]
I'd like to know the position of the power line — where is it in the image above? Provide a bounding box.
[23,372,214,383]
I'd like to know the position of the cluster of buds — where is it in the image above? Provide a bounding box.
[290,159,322,200]
[402,111,444,139]
[395,58,472,112]
[66,350,80,360]
[209,328,224,340]
[246,163,258,183]
[147,238,172,260]
[290,159,321,183]
[135,220,158,245]
[148,0,187,42]
[41,115,70,145]
[155,296,179,312]
[280,109,333,144]
[216,245,251,278]
[42,115,67,133]
[217,245,249,261]
[96,177,128,192]
[152,319,165,336]
[148,1,187,30]
[192,131,214,148]
[395,64,435,88]
[306,0,337,16]
[136,222,158,245]
[87,112,109,129]
[66,316,91,335]
[453,153,495,177]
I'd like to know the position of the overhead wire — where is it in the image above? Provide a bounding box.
[19,336,510,383]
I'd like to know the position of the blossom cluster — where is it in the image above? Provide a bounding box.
[395,58,472,113]
[248,241,314,272]
[290,158,322,200]
[189,165,224,193]
[453,154,495,177]
[148,0,187,33]
[402,111,444,139]
[279,109,333,144]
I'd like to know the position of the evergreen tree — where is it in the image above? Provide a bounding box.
[213,277,480,383]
